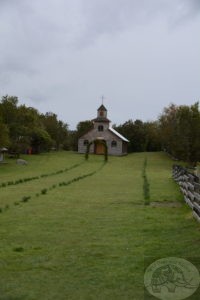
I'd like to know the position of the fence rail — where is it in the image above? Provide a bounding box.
[172,165,200,222]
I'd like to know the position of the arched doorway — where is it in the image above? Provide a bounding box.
[85,139,108,161]
[95,139,106,155]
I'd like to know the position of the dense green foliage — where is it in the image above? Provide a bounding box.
[114,119,161,152]
[114,102,200,164]
[159,102,200,164]
[40,112,69,150]
[0,152,199,299]
[0,117,9,147]
[0,95,69,153]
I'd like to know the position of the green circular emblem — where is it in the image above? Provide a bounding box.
[144,257,200,300]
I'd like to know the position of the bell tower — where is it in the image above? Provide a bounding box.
[93,104,110,131]
[97,104,107,119]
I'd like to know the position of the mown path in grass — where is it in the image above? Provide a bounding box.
[0,151,200,300]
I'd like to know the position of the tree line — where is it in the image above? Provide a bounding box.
[114,102,200,165]
[0,95,69,154]
[159,102,200,165]
[1,95,200,165]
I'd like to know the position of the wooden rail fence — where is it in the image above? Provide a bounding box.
[172,165,200,222]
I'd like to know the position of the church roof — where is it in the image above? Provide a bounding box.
[97,104,107,111]
[109,127,129,142]
[92,117,110,123]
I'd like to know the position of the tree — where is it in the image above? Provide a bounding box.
[159,102,200,164]
[114,119,161,152]
[0,95,69,154]
[69,120,93,151]
[40,112,69,150]
[0,95,18,125]
[13,105,42,153]
[144,121,161,151]
[76,120,93,138]
[0,118,9,147]
[30,127,53,153]
[159,104,178,156]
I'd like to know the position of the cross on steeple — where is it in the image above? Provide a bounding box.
[101,95,105,105]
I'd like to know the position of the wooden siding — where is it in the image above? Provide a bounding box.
[78,127,127,156]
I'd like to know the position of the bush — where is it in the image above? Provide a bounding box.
[21,196,31,202]
[13,247,24,252]
[41,188,47,195]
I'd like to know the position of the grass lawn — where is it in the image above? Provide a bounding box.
[0,151,200,299]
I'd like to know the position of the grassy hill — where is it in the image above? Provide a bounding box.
[0,152,199,299]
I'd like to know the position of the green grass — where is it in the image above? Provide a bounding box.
[0,151,200,299]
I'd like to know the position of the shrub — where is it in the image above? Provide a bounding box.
[8,181,14,185]
[41,174,48,178]
[21,196,31,202]
[41,188,47,195]
[15,179,23,184]
[13,247,24,252]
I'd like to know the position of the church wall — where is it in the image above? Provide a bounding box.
[78,139,94,154]
[107,139,123,155]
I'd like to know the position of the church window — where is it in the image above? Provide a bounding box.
[111,140,117,147]
[98,125,104,132]
[84,139,89,146]
[99,110,104,116]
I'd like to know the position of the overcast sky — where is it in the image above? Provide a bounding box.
[0,0,200,129]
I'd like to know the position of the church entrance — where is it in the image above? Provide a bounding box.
[85,139,108,161]
[95,140,106,155]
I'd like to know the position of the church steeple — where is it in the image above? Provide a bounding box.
[97,104,107,119]
[93,104,110,123]
[92,105,110,131]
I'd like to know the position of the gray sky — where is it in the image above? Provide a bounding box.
[0,0,200,129]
